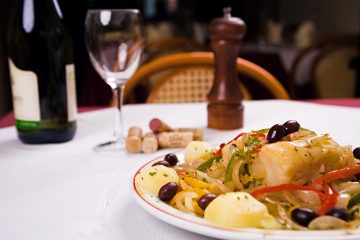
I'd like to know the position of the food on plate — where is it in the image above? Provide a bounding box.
[136,120,360,230]
[137,165,179,196]
[184,141,213,163]
[204,192,274,228]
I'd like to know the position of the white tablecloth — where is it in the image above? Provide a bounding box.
[1,100,360,240]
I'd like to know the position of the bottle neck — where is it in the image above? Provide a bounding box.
[21,0,63,33]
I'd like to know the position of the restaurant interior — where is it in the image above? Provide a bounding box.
[3,1,360,239]
[0,0,360,121]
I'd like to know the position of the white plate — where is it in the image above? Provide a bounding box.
[131,152,360,240]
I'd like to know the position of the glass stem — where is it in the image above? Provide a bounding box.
[113,83,125,144]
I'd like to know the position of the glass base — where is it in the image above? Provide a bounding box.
[93,139,126,153]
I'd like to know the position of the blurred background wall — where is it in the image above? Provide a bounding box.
[278,0,360,37]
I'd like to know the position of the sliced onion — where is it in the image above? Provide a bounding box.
[184,193,197,212]
[175,192,198,214]
[175,194,187,212]
[295,190,321,207]
[179,179,190,191]
[175,159,204,171]
[232,160,244,191]
[335,181,360,195]
[308,216,348,230]
[207,162,225,179]
[336,193,351,209]
[194,170,218,183]
[212,181,232,193]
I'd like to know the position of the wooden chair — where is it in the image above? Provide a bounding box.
[124,52,290,103]
[290,35,359,99]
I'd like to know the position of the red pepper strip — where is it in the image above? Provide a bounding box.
[251,184,326,200]
[312,164,360,185]
[317,185,338,215]
[250,183,338,215]
[214,133,245,157]
[214,133,266,157]
[251,133,266,138]
[253,145,262,153]
[214,149,222,158]
[176,170,188,176]
[253,142,266,153]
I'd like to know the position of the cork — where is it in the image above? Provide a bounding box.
[126,126,142,153]
[174,128,203,141]
[142,132,158,154]
[157,131,194,148]
[149,118,173,133]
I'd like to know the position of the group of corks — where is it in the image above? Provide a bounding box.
[125,118,204,154]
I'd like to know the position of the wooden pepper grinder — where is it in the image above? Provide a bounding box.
[207,7,246,130]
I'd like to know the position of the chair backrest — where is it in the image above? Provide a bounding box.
[290,35,359,98]
[147,66,215,103]
[124,52,289,103]
[313,45,358,98]
[146,66,252,103]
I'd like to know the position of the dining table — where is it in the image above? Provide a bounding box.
[1,99,360,240]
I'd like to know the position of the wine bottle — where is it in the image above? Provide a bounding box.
[7,0,77,144]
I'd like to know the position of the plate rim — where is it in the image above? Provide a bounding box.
[131,152,360,240]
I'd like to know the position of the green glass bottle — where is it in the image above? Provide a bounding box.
[7,0,77,143]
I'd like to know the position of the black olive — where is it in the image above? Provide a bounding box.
[266,124,287,143]
[353,147,360,159]
[219,143,226,148]
[198,193,217,210]
[283,120,300,135]
[158,182,178,201]
[152,160,170,167]
[291,208,318,227]
[164,153,178,166]
[325,207,350,221]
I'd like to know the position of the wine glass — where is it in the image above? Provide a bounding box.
[85,9,143,152]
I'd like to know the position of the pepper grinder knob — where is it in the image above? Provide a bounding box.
[207,7,247,130]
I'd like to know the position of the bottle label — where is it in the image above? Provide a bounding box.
[8,58,41,131]
[66,64,77,121]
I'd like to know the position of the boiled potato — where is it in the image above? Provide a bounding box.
[184,141,213,163]
[137,165,179,196]
[204,192,269,228]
